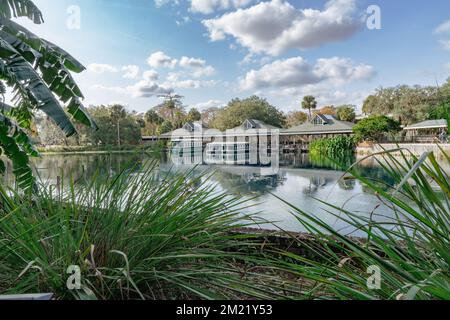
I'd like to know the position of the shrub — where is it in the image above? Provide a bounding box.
[0,164,281,300]
[353,116,401,142]
[310,136,356,158]
[276,149,450,300]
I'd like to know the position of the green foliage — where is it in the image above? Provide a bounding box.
[301,95,317,118]
[0,165,283,299]
[285,111,308,128]
[144,109,163,125]
[336,105,356,122]
[186,108,202,122]
[361,84,447,125]
[309,136,356,158]
[0,113,38,191]
[84,105,141,146]
[353,115,401,142]
[212,96,285,130]
[276,150,450,300]
[0,0,96,190]
[157,120,173,135]
[38,105,142,147]
[428,102,450,126]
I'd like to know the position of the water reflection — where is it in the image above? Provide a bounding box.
[0,152,435,236]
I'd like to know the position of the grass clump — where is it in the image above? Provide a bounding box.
[0,163,284,300]
[275,148,450,300]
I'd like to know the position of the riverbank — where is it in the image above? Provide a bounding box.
[36,145,163,155]
[357,142,450,159]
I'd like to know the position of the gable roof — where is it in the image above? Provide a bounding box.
[282,115,355,135]
[404,119,448,130]
[160,121,208,139]
[182,121,208,132]
[235,119,280,130]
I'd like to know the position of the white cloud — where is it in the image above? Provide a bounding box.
[179,56,216,77]
[434,20,450,34]
[190,0,253,14]
[192,99,224,110]
[202,0,362,56]
[240,57,320,90]
[445,62,450,70]
[313,57,375,85]
[88,63,118,74]
[142,70,159,81]
[147,51,178,68]
[163,79,217,89]
[240,56,375,91]
[127,80,172,98]
[166,72,182,82]
[176,16,191,26]
[122,65,140,79]
[179,56,207,68]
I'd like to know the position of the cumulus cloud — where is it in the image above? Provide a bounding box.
[147,51,178,68]
[127,80,172,98]
[142,70,159,81]
[88,63,118,74]
[313,57,375,84]
[179,56,207,68]
[122,65,140,79]
[178,56,216,77]
[434,20,450,34]
[190,0,253,14]
[240,56,375,91]
[163,79,217,90]
[240,57,320,90]
[202,0,362,56]
[192,99,224,110]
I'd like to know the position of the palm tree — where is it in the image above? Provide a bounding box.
[301,95,317,120]
[157,93,184,123]
[0,0,97,190]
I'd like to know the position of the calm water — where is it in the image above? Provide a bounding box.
[2,152,444,235]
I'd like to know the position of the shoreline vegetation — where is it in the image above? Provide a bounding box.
[0,0,448,301]
[0,149,448,300]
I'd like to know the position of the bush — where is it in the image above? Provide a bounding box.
[310,136,356,158]
[353,116,401,142]
[0,165,281,300]
[276,149,450,300]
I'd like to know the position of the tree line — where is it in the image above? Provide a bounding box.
[36,77,450,147]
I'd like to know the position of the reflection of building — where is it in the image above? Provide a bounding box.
[205,141,249,165]
[281,114,355,153]
[204,119,279,166]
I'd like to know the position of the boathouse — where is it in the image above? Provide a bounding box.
[280,114,355,152]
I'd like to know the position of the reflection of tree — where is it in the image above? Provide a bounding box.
[213,170,286,197]
[303,176,331,195]
[3,154,146,186]
[338,177,356,190]
[302,176,332,195]
[281,153,356,171]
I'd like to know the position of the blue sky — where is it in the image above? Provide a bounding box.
[14,0,450,114]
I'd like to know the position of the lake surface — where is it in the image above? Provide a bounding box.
[2,151,445,236]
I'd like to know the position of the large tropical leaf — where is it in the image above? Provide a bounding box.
[0,38,77,136]
[0,0,43,24]
[0,112,37,191]
[0,18,97,129]
[0,16,84,72]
